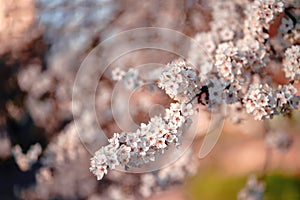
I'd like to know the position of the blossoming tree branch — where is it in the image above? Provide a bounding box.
[90,0,300,180]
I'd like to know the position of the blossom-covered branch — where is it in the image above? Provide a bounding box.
[90,0,300,181]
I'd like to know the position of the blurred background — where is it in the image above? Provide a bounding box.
[0,0,299,199]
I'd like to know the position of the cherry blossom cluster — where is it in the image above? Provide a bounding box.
[37,0,120,61]
[283,45,300,81]
[215,39,268,83]
[189,32,215,66]
[245,84,300,120]
[157,60,201,103]
[277,7,299,47]
[244,0,285,41]
[214,42,240,82]
[42,123,85,165]
[188,0,246,76]
[20,123,99,199]
[210,0,244,42]
[158,61,239,108]
[112,67,145,90]
[90,102,194,180]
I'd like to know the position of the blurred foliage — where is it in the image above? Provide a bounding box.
[187,170,246,200]
[187,171,300,200]
[265,174,300,200]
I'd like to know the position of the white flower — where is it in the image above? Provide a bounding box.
[171,112,185,127]
[262,9,274,23]
[220,27,234,41]
[106,153,119,169]
[272,1,284,13]
[170,103,181,111]
[125,134,137,147]
[248,88,260,100]
[257,94,269,107]
[143,133,157,146]
[253,107,268,120]
[108,133,120,148]
[164,132,177,143]
[155,126,168,137]
[156,137,167,149]
[140,123,150,133]
[215,54,227,66]
[117,145,131,164]
[274,92,287,107]
[245,100,257,113]
[134,141,150,157]
[180,103,194,117]
[224,45,238,57]
[279,17,294,33]
[111,68,126,81]
[89,157,108,180]
[204,40,216,54]
[218,61,233,81]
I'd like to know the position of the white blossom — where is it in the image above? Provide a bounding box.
[220,27,235,41]
[283,45,300,81]
[111,68,126,81]
[279,17,294,33]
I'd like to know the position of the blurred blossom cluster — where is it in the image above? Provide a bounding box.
[36,0,120,66]
[238,175,265,200]
[0,135,11,160]
[266,130,293,152]
[0,0,39,54]
[13,143,42,172]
